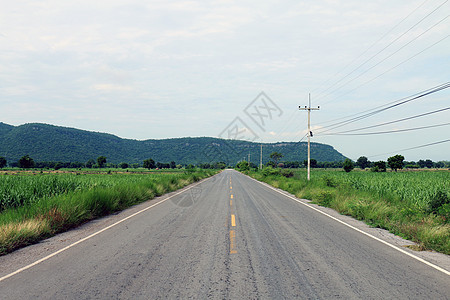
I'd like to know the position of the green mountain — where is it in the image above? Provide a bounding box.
[0,122,347,165]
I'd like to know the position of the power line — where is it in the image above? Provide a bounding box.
[322,122,450,136]
[368,139,450,158]
[319,107,450,135]
[315,82,450,134]
[316,89,446,126]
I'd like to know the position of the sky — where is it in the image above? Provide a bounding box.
[1,0,449,162]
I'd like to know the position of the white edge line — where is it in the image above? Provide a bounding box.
[246,174,450,276]
[0,176,214,282]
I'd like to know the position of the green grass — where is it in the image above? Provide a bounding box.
[0,169,217,255]
[247,168,450,254]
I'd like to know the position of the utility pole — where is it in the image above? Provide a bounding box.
[248,152,250,164]
[299,94,319,181]
[260,144,263,169]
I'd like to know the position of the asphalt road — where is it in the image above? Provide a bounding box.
[0,169,449,299]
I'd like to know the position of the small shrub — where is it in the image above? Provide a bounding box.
[315,190,333,206]
[280,169,294,178]
[428,191,450,215]
[438,204,450,222]
[262,167,279,177]
[323,176,337,187]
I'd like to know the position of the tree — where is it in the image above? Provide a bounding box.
[418,159,434,168]
[303,159,317,168]
[266,161,276,168]
[156,162,170,169]
[170,161,176,169]
[70,162,84,168]
[143,158,156,169]
[417,160,426,168]
[236,161,250,171]
[269,152,283,167]
[435,161,445,168]
[371,161,386,172]
[86,159,95,168]
[0,156,6,169]
[343,158,354,172]
[19,155,35,169]
[119,162,129,169]
[97,156,107,169]
[356,156,370,169]
[424,159,434,168]
[387,154,404,172]
[212,162,226,169]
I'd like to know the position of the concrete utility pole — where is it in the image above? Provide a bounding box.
[299,94,319,181]
[260,144,263,169]
[248,152,250,164]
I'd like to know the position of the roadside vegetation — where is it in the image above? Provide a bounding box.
[246,168,449,254]
[0,169,217,255]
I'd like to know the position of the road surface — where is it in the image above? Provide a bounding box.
[0,169,449,299]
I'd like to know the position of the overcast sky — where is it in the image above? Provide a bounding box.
[1,0,449,161]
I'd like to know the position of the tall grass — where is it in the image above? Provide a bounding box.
[0,170,217,255]
[248,169,450,254]
[315,170,449,210]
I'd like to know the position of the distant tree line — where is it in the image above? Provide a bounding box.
[234,151,449,173]
[0,155,228,170]
[0,154,448,171]
[354,156,449,171]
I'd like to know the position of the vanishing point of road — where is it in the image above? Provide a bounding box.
[0,170,449,299]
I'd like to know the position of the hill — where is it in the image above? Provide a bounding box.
[0,122,347,165]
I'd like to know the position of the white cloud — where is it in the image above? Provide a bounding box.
[91,84,133,92]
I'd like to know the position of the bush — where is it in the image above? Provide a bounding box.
[323,176,337,187]
[315,190,333,206]
[236,161,250,171]
[280,169,294,178]
[438,204,450,222]
[262,167,279,176]
[428,191,449,215]
[405,164,419,169]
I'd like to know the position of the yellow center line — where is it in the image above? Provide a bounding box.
[230,230,237,254]
[229,177,237,254]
